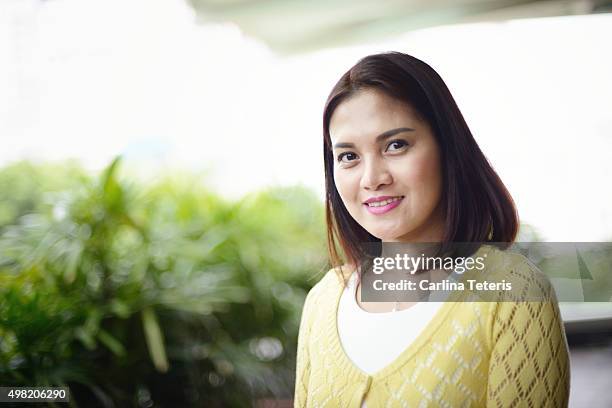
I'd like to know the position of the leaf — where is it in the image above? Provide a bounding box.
[100,156,124,214]
[64,241,83,284]
[101,156,122,194]
[141,307,168,372]
[109,299,130,319]
[97,329,126,357]
[75,327,96,350]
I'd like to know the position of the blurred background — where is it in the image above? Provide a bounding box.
[1,0,611,406]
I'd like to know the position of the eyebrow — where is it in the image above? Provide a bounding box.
[333,127,415,149]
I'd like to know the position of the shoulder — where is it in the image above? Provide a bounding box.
[479,244,556,302]
[300,266,345,313]
[304,265,349,303]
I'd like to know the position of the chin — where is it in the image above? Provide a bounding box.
[366,227,406,242]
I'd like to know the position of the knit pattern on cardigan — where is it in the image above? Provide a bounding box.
[294,245,570,407]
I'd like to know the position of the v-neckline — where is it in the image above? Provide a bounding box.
[332,282,460,381]
[330,245,491,381]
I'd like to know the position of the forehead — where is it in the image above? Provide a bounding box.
[329,89,419,143]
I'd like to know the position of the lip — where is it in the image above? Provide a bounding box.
[363,195,404,215]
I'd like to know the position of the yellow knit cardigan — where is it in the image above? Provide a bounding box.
[294,245,570,407]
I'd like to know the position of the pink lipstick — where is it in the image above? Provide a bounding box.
[363,196,404,215]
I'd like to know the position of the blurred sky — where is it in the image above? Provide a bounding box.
[1,0,611,241]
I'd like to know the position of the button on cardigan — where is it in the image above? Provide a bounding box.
[293,245,570,407]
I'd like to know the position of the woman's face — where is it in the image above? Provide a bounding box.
[329,88,445,242]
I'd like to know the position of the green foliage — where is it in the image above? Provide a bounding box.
[0,158,328,407]
[0,160,87,230]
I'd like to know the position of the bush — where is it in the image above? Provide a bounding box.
[0,158,328,407]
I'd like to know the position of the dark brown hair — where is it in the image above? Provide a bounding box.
[323,52,519,276]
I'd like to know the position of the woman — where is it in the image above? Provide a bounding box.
[294,52,570,407]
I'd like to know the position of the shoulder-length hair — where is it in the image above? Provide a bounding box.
[323,52,518,274]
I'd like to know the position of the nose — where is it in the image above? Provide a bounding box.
[360,156,392,191]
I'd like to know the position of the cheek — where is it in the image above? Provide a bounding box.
[334,171,350,200]
[333,170,355,205]
[397,150,443,197]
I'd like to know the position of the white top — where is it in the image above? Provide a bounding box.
[337,271,445,408]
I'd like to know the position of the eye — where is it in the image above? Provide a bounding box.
[337,152,358,163]
[386,139,408,152]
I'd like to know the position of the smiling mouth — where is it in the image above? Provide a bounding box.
[365,196,404,207]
